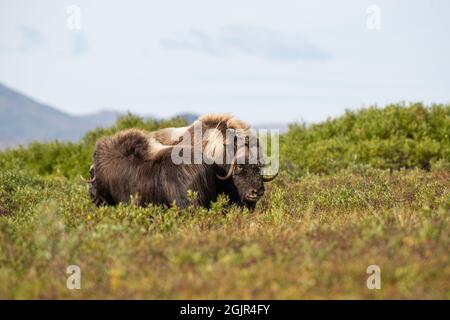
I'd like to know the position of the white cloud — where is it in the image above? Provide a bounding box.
[161,26,330,61]
[0,25,46,52]
[0,0,449,124]
[17,25,46,50]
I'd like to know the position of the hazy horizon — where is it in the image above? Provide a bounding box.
[1,0,449,124]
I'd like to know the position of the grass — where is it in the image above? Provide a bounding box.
[0,103,449,299]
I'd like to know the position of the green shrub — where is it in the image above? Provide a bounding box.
[0,168,448,299]
[1,103,448,179]
[281,103,450,176]
[0,113,188,179]
[0,104,449,299]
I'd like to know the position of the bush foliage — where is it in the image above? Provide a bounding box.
[281,103,450,176]
[0,113,188,179]
[0,103,449,299]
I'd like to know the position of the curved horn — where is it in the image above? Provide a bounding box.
[262,171,278,182]
[80,175,96,184]
[216,155,237,180]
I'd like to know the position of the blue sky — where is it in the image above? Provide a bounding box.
[0,0,449,124]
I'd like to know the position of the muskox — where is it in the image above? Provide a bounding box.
[149,114,278,208]
[87,114,277,209]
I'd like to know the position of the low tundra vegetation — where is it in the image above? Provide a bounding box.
[0,103,449,299]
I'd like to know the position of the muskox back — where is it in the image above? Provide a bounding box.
[90,129,217,208]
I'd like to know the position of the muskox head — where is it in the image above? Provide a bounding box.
[214,130,278,209]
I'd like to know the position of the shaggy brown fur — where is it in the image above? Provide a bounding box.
[88,114,276,209]
[149,114,270,209]
[90,129,217,208]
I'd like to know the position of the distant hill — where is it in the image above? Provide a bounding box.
[0,82,288,149]
[0,83,120,149]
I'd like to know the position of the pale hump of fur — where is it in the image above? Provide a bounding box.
[195,114,260,163]
[197,114,250,131]
[145,114,261,163]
